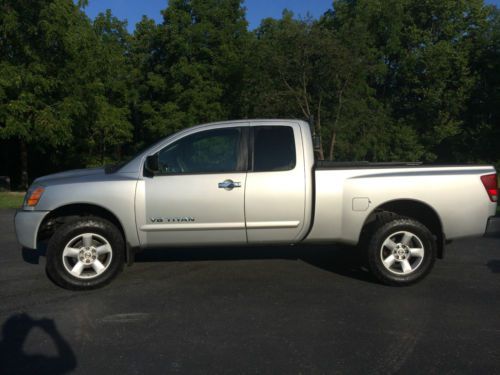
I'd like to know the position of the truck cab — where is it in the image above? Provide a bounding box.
[132,120,314,246]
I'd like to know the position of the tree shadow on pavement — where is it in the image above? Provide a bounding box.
[0,314,77,375]
[135,244,378,284]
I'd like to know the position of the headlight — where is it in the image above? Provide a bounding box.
[25,186,45,207]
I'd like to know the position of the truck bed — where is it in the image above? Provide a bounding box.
[307,163,497,245]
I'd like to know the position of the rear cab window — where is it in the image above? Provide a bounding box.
[252,126,296,172]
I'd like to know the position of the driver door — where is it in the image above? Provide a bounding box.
[137,125,248,247]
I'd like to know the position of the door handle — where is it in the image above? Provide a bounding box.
[218,179,241,190]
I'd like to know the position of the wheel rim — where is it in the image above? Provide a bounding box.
[62,233,113,279]
[379,230,425,275]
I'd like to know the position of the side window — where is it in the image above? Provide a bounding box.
[157,128,243,174]
[253,126,296,172]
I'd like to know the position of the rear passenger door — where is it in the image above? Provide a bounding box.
[245,123,306,243]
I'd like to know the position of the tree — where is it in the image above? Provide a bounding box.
[0,0,90,187]
[247,12,343,159]
[456,5,500,168]
[80,9,132,166]
[0,1,134,186]
[161,0,249,123]
[128,16,164,150]
[246,11,415,161]
[127,0,250,147]
[330,0,490,161]
[1,0,499,186]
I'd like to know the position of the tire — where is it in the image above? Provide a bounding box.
[366,217,436,286]
[46,217,125,290]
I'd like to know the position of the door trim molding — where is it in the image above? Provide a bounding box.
[246,221,300,229]
[141,222,246,232]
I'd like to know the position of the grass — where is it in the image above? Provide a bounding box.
[0,192,25,209]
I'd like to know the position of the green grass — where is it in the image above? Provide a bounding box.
[0,192,25,209]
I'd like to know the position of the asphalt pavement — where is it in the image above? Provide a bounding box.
[0,209,499,374]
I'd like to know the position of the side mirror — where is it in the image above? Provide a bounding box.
[144,154,159,175]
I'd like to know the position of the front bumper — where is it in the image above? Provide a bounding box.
[14,210,49,249]
[485,216,500,237]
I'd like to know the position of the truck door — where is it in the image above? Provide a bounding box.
[245,123,306,243]
[138,125,248,246]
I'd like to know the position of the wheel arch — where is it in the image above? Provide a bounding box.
[38,203,134,264]
[361,199,445,258]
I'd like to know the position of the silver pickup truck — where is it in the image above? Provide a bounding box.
[15,120,498,290]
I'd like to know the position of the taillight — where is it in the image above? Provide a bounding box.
[480,173,498,202]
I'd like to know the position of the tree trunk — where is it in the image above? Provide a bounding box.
[328,130,336,160]
[19,139,29,190]
[315,97,324,160]
[316,121,325,160]
[316,144,325,160]
[100,129,105,165]
[328,80,347,161]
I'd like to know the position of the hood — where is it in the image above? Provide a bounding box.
[34,167,105,185]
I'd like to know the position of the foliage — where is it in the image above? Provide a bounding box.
[128,0,249,148]
[0,0,498,188]
[0,0,132,185]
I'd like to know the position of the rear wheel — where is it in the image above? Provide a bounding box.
[46,217,125,290]
[366,217,436,286]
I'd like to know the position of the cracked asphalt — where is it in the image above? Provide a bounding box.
[0,209,499,374]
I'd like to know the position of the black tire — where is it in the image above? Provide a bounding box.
[46,217,125,290]
[366,217,436,286]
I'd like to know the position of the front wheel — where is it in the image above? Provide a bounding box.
[46,217,125,290]
[366,217,436,286]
